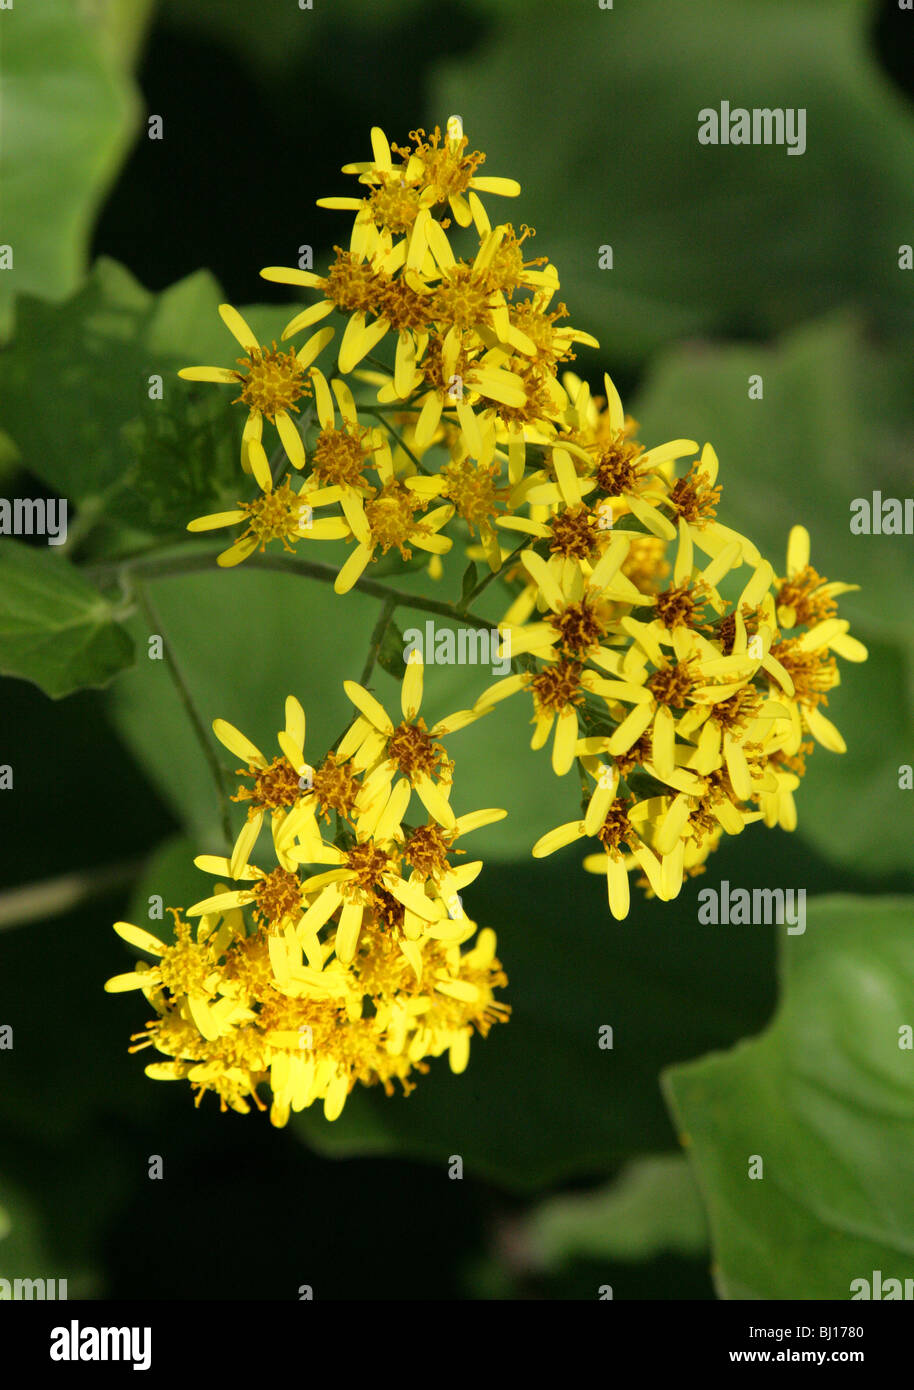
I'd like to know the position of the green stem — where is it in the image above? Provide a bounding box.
[360,594,398,685]
[459,533,535,611]
[90,548,500,633]
[133,580,235,851]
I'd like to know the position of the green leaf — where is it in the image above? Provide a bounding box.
[522,1155,708,1267]
[459,560,479,610]
[633,315,914,877]
[0,1,141,338]
[376,619,407,680]
[0,542,134,698]
[664,895,914,1299]
[0,259,302,547]
[432,0,914,368]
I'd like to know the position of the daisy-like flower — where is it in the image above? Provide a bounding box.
[178,303,333,471]
[657,444,761,564]
[775,525,867,662]
[337,654,485,828]
[186,858,313,939]
[332,473,454,594]
[405,455,510,570]
[104,907,255,1041]
[603,630,764,788]
[211,697,315,875]
[532,781,668,920]
[287,830,451,969]
[186,471,348,568]
[342,121,521,234]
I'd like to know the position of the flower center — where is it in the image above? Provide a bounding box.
[776,565,838,627]
[710,686,762,733]
[343,842,395,897]
[364,481,428,557]
[403,823,457,878]
[595,436,644,495]
[654,579,712,631]
[441,459,505,531]
[326,248,389,315]
[597,799,634,858]
[378,278,433,333]
[430,267,493,330]
[310,754,360,823]
[530,659,584,713]
[403,126,485,201]
[253,868,303,929]
[669,463,721,527]
[233,344,310,420]
[388,718,448,780]
[647,660,696,708]
[769,639,837,708]
[549,505,598,560]
[237,478,309,553]
[233,756,301,814]
[549,597,607,657]
[368,179,423,233]
[312,425,372,488]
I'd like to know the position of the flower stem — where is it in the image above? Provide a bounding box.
[360,594,398,686]
[459,533,533,611]
[133,580,235,852]
[91,548,500,633]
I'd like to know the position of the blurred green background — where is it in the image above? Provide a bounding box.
[1,0,913,1300]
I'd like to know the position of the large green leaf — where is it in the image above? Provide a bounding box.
[0,1,142,337]
[431,0,914,368]
[664,895,914,1299]
[634,315,914,878]
[0,542,134,698]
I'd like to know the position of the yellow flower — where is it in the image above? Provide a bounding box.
[211,697,314,874]
[332,477,454,593]
[341,121,520,232]
[186,472,348,568]
[533,786,668,921]
[336,660,481,825]
[179,303,332,471]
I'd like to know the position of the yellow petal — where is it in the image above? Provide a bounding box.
[219,303,258,350]
[112,921,166,956]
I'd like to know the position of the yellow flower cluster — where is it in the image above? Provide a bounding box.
[478,379,868,915]
[180,118,597,585]
[139,115,869,1115]
[105,662,509,1124]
